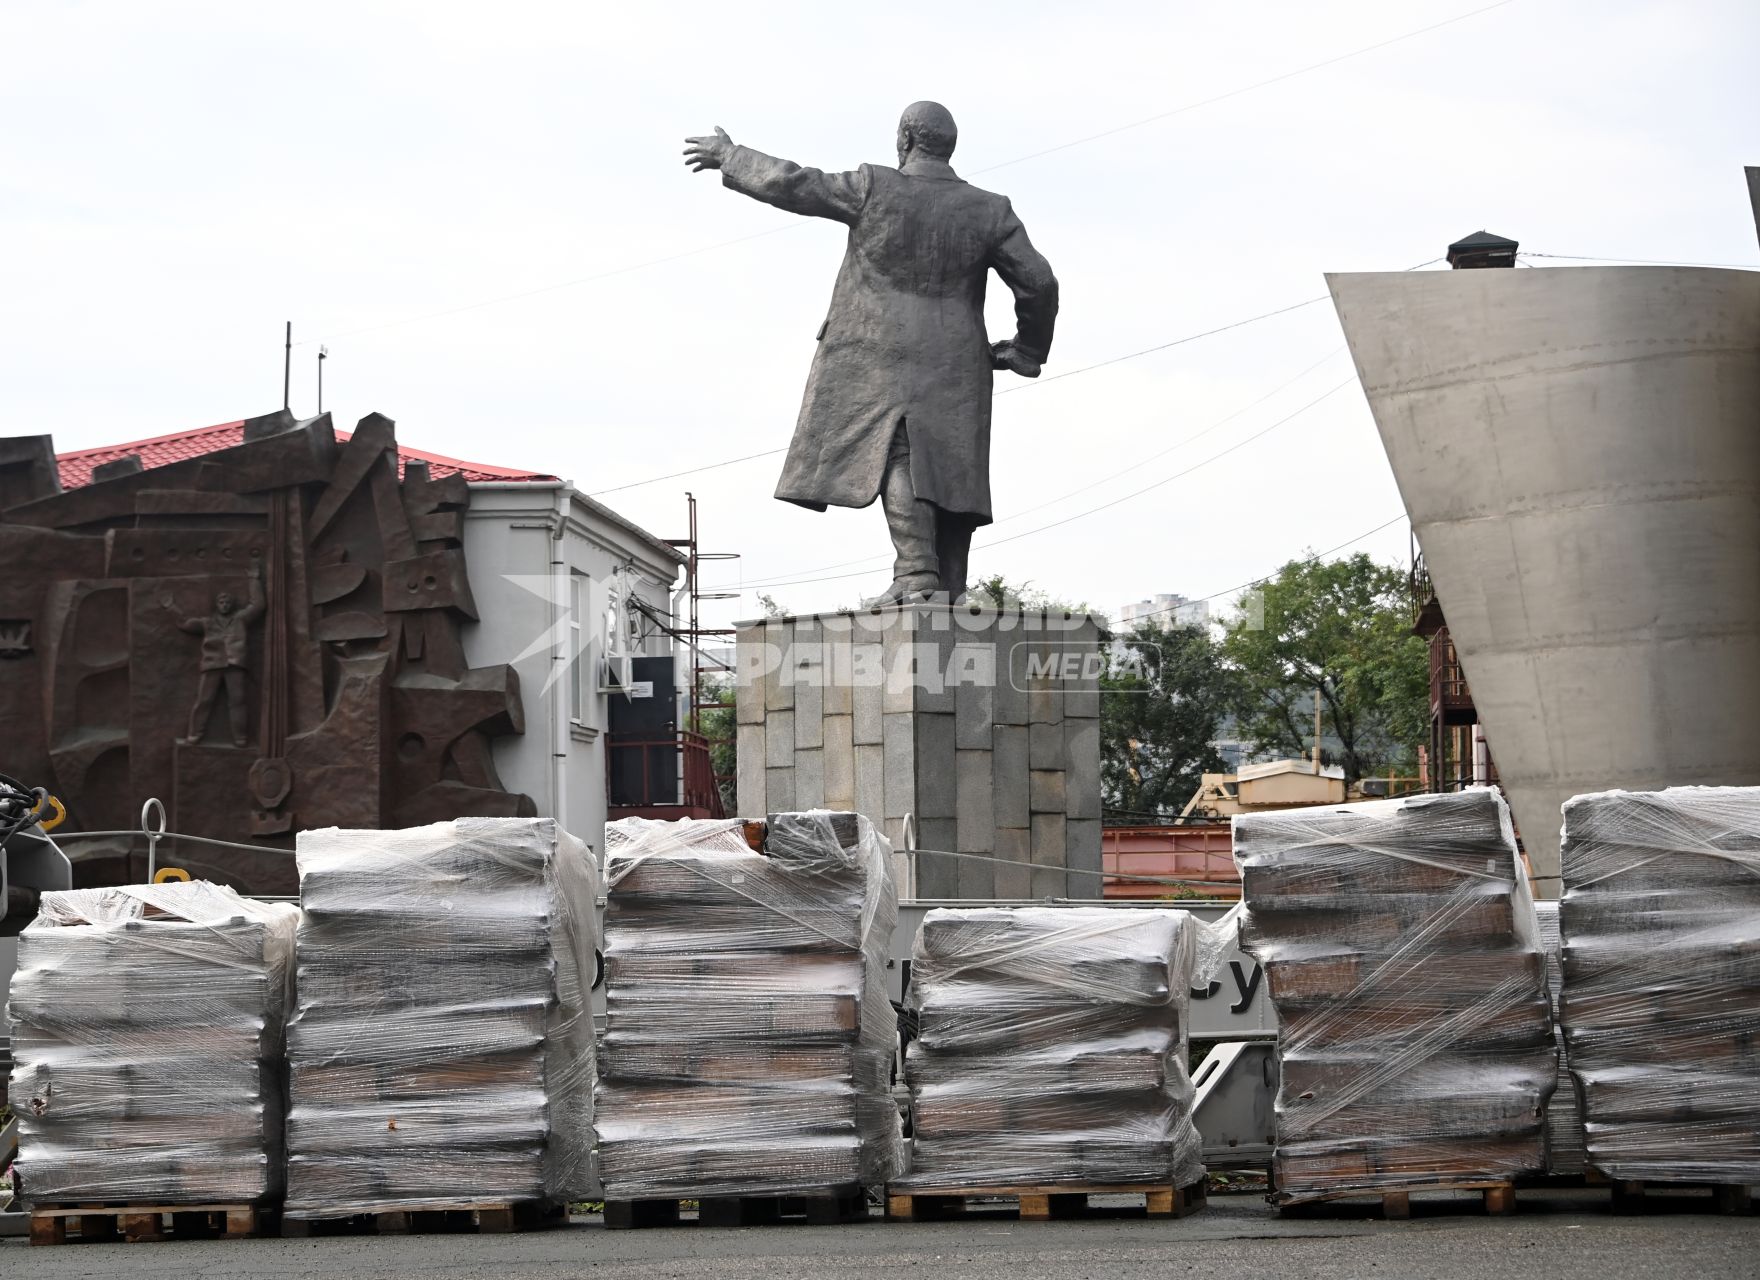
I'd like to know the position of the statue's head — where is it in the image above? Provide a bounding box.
[215,591,235,616]
[897,101,957,167]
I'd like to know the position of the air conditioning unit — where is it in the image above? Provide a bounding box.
[598,652,633,695]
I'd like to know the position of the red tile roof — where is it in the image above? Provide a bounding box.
[55,420,558,490]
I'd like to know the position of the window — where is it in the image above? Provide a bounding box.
[569,570,588,724]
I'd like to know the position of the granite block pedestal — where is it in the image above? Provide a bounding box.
[736,604,1103,898]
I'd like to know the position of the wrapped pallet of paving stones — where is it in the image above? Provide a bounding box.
[1533,901,1587,1175]
[284,817,596,1220]
[1557,786,1760,1194]
[594,810,904,1215]
[7,882,297,1209]
[892,906,1208,1210]
[1234,788,1556,1208]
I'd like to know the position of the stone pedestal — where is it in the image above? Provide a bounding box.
[735,604,1103,899]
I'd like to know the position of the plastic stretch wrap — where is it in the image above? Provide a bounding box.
[7,881,298,1207]
[1558,786,1760,1184]
[596,810,904,1199]
[898,907,1206,1189]
[1234,789,1555,1201]
[1533,901,1587,1175]
[285,817,596,1215]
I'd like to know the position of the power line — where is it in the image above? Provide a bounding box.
[661,257,1437,568]
[299,3,1511,346]
[993,297,1329,395]
[591,445,788,497]
[1521,252,1759,270]
[994,345,1349,509]
[975,378,1357,551]
[713,378,1359,594]
[1129,512,1411,626]
[301,225,797,346]
[720,345,1349,591]
[971,0,1518,175]
[586,293,1346,499]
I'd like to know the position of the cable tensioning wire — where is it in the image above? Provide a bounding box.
[711,378,1359,594]
[1122,512,1411,628]
[589,293,1348,499]
[1520,252,1759,270]
[707,257,1442,590]
[718,344,1353,591]
[297,2,1515,347]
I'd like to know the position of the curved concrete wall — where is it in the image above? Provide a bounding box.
[1328,266,1760,891]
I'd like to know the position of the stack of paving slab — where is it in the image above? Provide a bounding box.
[897,906,1206,1189]
[284,817,597,1216]
[1533,901,1587,1175]
[594,810,904,1200]
[1557,786,1760,1185]
[7,881,297,1207]
[1235,789,1556,1202]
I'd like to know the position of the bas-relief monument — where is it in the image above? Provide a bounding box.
[697,103,1100,896]
[171,564,265,747]
[685,100,1058,605]
[0,410,534,894]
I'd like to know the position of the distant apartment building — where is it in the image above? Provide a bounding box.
[1115,593,1209,631]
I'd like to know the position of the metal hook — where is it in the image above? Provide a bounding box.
[140,797,166,881]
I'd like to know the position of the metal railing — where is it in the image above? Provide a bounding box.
[606,731,724,818]
[47,798,295,880]
[1429,630,1475,712]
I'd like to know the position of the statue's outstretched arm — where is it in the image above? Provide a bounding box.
[684,126,869,225]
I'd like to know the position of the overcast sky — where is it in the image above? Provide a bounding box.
[5,0,1756,628]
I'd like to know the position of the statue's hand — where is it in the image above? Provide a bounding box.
[991,340,1042,379]
[683,126,733,173]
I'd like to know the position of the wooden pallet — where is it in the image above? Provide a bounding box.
[281,1201,563,1236]
[885,1178,1206,1222]
[603,1186,867,1229]
[1276,1179,1515,1219]
[1597,1177,1754,1215]
[28,1203,274,1246]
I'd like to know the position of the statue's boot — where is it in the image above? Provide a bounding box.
[866,428,943,607]
[863,572,941,607]
[936,517,974,607]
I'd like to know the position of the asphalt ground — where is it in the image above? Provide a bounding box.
[3,1187,1757,1279]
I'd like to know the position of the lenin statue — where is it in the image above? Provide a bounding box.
[685,102,1058,605]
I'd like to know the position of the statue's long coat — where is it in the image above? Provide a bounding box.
[721,146,1058,525]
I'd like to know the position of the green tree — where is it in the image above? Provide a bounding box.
[1102,621,1235,823]
[956,574,1092,614]
[714,594,790,815]
[1220,552,1427,788]
[695,673,738,815]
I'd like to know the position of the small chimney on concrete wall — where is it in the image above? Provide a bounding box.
[1447,230,1519,269]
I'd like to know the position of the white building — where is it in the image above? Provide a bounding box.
[1116,593,1209,631]
[462,481,688,855]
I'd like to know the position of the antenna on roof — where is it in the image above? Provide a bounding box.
[283,321,292,410]
[318,346,328,414]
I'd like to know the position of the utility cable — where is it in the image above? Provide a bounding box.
[1520,252,1758,269]
[1124,511,1410,628]
[721,343,1351,591]
[712,378,1356,594]
[298,2,1512,346]
[588,293,1348,498]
